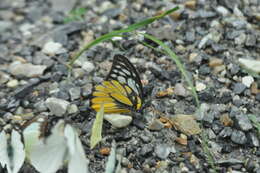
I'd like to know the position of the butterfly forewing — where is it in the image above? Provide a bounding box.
[106,55,143,100]
[90,54,143,113]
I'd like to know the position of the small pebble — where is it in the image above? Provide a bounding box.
[45,97,70,116]
[42,41,64,55]
[196,82,206,92]
[7,79,19,88]
[242,76,254,88]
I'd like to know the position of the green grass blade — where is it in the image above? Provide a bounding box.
[248,114,260,137]
[90,105,104,149]
[142,33,200,107]
[68,7,179,66]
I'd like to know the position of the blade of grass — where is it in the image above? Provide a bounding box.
[90,104,104,149]
[142,33,200,107]
[68,7,179,66]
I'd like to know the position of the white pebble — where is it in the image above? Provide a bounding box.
[242,76,254,88]
[104,114,133,128]
[42,41,64,55]
[196,82,206,91]
[7,79,19,88]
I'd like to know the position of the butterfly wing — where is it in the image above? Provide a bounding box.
[90,55,143,113]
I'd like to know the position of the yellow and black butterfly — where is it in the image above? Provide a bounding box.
[90,54,144,114]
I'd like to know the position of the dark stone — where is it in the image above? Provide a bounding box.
[218,92,232,104]
[198,65,211,75]
[217,158,243,166]
[233,98,243,107]
[198,90,215,103]
[221,144,232,153]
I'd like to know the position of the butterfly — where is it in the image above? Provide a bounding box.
[90,54,144,114]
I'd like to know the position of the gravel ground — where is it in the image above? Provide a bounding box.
[0,0,260,173]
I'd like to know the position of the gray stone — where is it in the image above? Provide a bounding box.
[233,83,246,94]
[207,129,216,139]
[9,62,47,78]
[229,19,247,29]
[82,61,95,73]
[231,130,247,144]
[72,68,85,79]
[0,71,10,84]
[185,31,195,42]
[238,58,260,74]
[140,144,153,156]
[245,34,257,46]
[203,110,215,124]
[216,6,230,16]
[235,114,253,131]
[155,144,175,159]
[147,119,164,131]
[34,100,48,112]
[69,87,81,100]
[174,83,189,97]
[67,104,78,114]
[247,133,259,147]
[219,127,232,138]
[235,33,246,45]
[45,97,70,116]
[198,10,217,18]
[0,21,12,33]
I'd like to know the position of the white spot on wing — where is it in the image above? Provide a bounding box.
[118,76,126,83]
[122,69,131,75]
[128,78,138,94]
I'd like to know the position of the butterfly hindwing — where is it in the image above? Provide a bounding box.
[90,54,143,113]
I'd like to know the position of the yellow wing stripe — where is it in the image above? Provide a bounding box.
[111,80,128,95]
[91,97,114,103]
[110,93,133,106]
[92,91,109,97]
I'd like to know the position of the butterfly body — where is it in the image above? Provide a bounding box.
[90,55,143,114]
